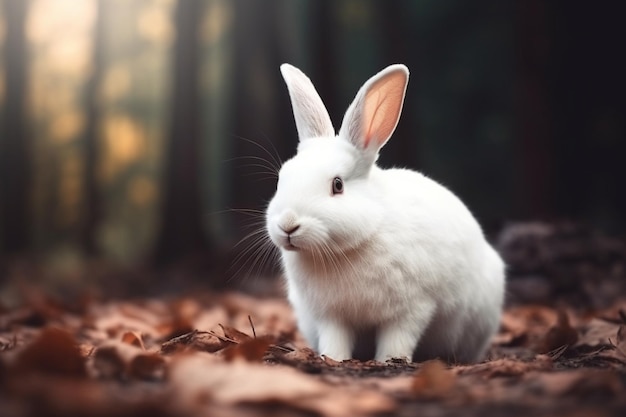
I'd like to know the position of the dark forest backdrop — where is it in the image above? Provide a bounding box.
[0,0,625,290]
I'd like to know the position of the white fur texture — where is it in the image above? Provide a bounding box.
[266,64,505,363]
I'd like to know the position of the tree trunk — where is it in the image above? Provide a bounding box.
[0,0,31,256]
[310,0,339,123]
[377,0,420,169]
[513,0,555,219]
[153,0,207,264]
[229,0,283,211]
[80,0,106,256]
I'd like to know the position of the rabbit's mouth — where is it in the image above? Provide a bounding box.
[283,242,300,251]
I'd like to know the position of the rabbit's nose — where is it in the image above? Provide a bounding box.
[277,210,300,235]
[281,224,300,235]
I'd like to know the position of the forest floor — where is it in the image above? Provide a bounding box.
[1,222,626,417]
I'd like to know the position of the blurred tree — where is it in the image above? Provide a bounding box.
[80,0,106,256]
[229,0,285,216]
[0,0,31,255]
[153,0,208,264]
[310,0,340,123]
[550,2,626,230]
[376,0,420,169]
[514,0,555,219]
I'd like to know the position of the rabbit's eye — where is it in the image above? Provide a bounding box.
[332,177,344,195]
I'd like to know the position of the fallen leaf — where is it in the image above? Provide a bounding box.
[13,327,86,378]
[190,306,229,333]
[8,376,172,417]
[456,356,553,378]
[0,335,16,351]
[128,353,166,380]
[411,360,456,398]
[533,369,625,398]
[539,309,578,353]
[78,343,95,358]
[91,345,126,379]
[561,369,625,398]
[170,298,202,323]
[283,347,318,362]
[222,335,273,362]
[219,324,252,343]
[170,355,396,417]
[322,355,342,366]
[121,331,145,350]
[156,298,199,340]
[160,330,227,354]
[612,326,626,358]
[577,318,621,347]
[91,303,164,340]
[92,341,164,381]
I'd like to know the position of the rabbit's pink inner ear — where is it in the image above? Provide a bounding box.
[362,71,407,150]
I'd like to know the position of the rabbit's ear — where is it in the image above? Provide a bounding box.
[339,65,408,155]
[280,64,335,140]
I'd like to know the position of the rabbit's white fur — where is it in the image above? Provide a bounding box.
[266,64,505,363]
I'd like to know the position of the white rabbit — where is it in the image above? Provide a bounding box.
[266,63,505,363]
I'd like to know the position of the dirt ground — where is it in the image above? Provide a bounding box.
[1,222,626,417]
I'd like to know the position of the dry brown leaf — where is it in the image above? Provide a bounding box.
[170,355,395,417]
[92,345,126,379]
[92,341,164,380]
[220,292,297,337]
[91,304,163,340]
[531,369,624,398]
[496,305,561,350]
[7,375,170,417]
[320,354,342,366]
[154,299,200,340]
[219,324,252,343]
[561,369,625,398]
[0,335,16,351]
[20,288,65,324]
[128,353,166,380]
[191,306,229,332]
[577,318,621,347]
[499,309,532,337]
[13,327,86,378]
[160,330,228,354]
[411,360,456,398]
[118,302,164,325]
[492,330,528,347]
[121,331,145,350]
[538,309,578,353]
[222,335,273,362]
[170,298,202,323]
[283,346,319,362]
[456,356,553,378]
[78,343,95,358]
[614,326,626,358]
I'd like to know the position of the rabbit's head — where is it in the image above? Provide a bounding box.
[266,64,409,255]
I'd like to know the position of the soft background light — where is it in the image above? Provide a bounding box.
[0,0,624,292]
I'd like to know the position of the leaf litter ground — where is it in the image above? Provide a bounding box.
[1,290,626,417]
[1,222,626,417]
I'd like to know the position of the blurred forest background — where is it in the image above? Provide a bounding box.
[0,0,624,294]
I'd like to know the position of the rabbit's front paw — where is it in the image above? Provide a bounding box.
[318,320,354,361]
[375,323,421,363]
